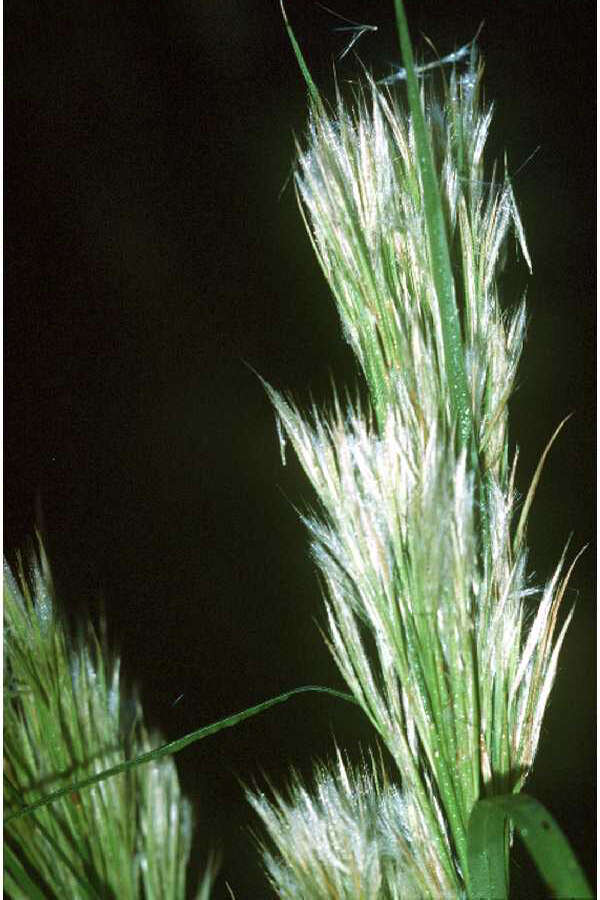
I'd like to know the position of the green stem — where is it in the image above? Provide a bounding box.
[392,0,472,452]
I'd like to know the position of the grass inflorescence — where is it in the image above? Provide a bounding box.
[4,4,590,898]
[3,536,216,899]
[248,4,586,897]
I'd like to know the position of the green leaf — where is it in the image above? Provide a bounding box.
[467,793,593,899]
[4,685,357,823]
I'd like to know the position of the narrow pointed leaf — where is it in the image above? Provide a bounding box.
[4,685,356,823]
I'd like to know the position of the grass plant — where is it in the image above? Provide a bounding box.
[247,2,591,897]
[3,3,592,898]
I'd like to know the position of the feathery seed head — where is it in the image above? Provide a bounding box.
[256,37,574,897]
[248,752,462,899]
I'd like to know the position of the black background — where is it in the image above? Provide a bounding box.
[5,1,595,896]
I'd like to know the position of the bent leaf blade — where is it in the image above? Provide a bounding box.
[467,793,592,900]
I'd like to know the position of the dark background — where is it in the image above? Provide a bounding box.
[5,1,595,896]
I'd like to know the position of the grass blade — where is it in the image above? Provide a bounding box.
[4,685,357,823]
[467,793,593,899]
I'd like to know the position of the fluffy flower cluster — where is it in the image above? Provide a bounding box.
[4,539,216,899]
[249,751,458,898]
[251,48,575,898]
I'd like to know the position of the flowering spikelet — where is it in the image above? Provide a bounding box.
[248,750,458,899]
[3,536,217,899]
[250,44,576,898]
